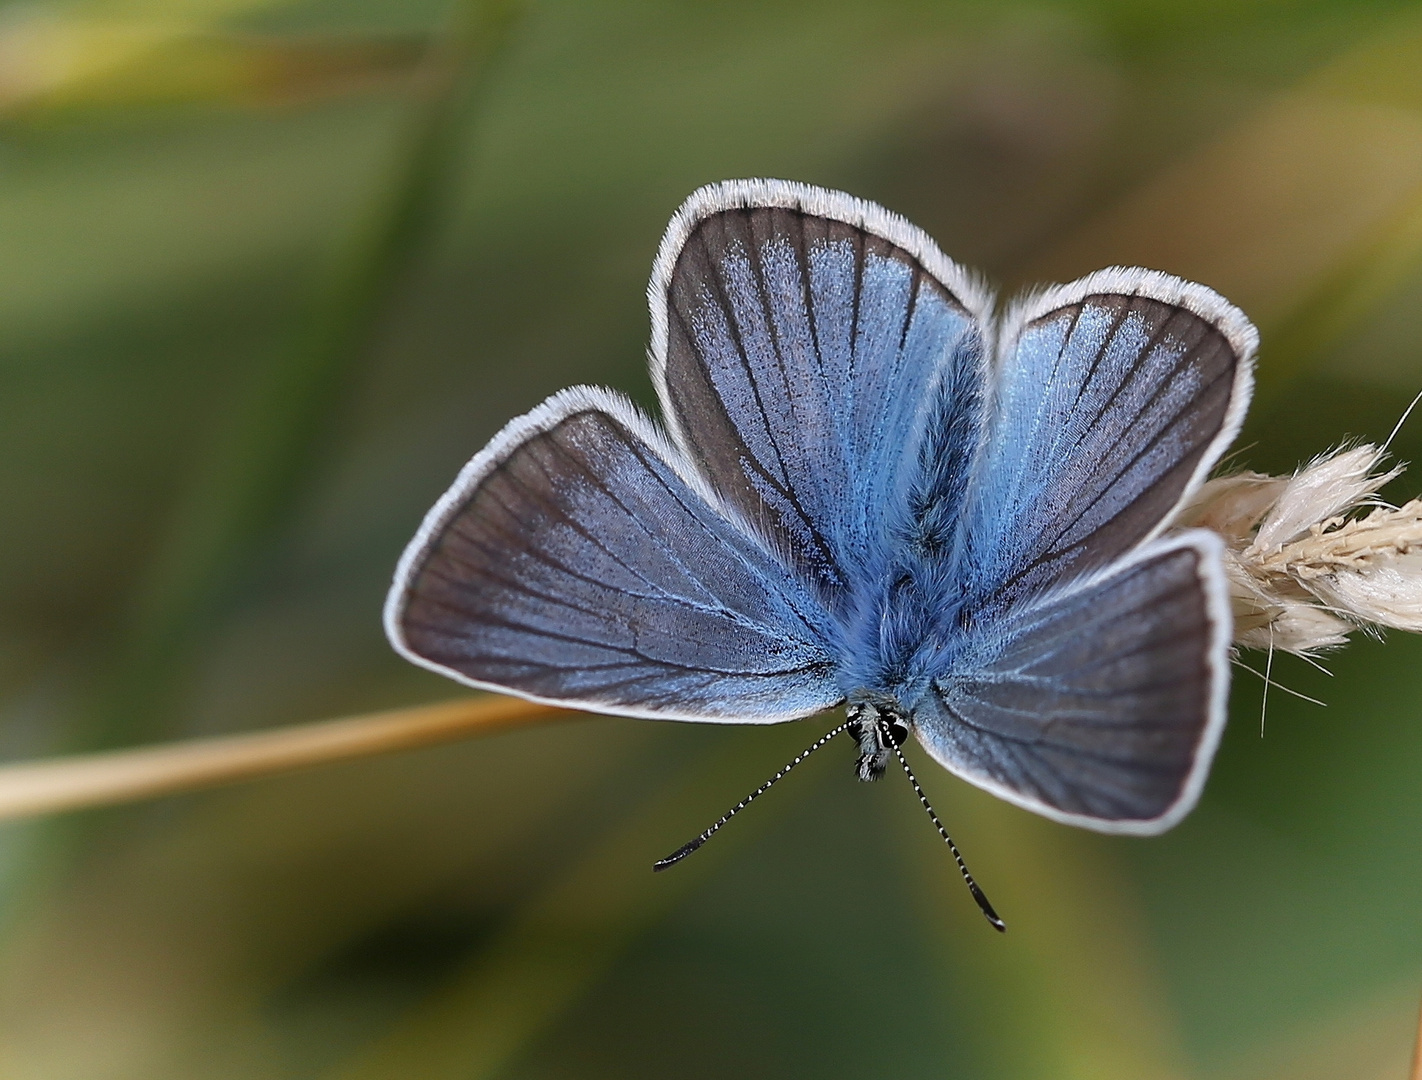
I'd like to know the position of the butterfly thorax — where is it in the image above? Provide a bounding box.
[837,543,971,717]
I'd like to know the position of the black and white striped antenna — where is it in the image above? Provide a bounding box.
[651,714,1006,932]
[652,720,850,871]
[877,717,1005,932]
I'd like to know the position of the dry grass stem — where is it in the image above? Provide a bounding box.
[0,694,571,822]
[1179,444,1422,654]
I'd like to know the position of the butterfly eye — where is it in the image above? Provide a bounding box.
[886,716,910,747]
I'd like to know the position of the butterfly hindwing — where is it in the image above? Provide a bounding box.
[916,532,1231,832]
[385,388,842,722]
[652,180,992,605]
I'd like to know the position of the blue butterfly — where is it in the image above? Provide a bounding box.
[385,180,1257,929]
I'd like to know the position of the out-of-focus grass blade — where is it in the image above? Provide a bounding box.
[0,19,430,115]
[1025,13,1422,394]
[0,0,321,112]
[1410,990,1422,1080]
[1259,182,1422,387]
[0,14,190,110]
[897,779,1189,1080]
[95,0,520,746]
[1413,994,1422,1080]
[320,724,826,1080]
[1207,976,1418,1080]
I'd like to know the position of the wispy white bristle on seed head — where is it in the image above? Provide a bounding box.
[1177,443,1422,654]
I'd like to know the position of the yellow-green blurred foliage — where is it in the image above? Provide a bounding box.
[3,0,1422,1077]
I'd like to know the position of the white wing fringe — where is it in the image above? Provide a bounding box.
[1175,445,1422,654]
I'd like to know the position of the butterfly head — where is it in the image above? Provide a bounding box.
[845,695,911,783]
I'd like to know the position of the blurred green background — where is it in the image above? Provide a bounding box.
[3,0,1422,1077]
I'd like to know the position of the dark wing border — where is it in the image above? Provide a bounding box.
[930,529,1234,835]
[994,266,1259,550]
[384,384,828,724]
[646,178,998,458]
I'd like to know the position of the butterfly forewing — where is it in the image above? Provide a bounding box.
[961,274,1256,617]
[387,390,842,722]
[654,184,990,605]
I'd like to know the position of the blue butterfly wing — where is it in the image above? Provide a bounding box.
[652,181,991,606]
[960,270,1256,617]
[385,388,842,722]
[387,182,1259,831]
[918,533,1231,832]
[912,271,1256,830]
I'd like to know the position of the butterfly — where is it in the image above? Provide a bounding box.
[384,179,1257,929]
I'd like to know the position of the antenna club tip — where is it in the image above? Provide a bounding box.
[652,837,705,871]
[969,884,1005,932]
